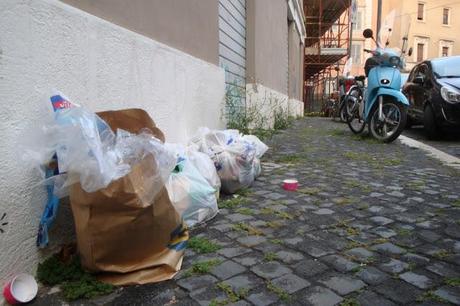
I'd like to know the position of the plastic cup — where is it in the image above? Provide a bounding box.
[3,274,38,305]
[282,179,298,191]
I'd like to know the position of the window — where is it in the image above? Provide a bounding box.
[417,3,425,21]
[439,40,453,57]
[442,47,449,57]
[443,8,450,25]
[417,43,425,62]
[352,10,363,31]
[351,44,362,65]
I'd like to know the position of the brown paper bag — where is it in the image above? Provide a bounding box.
[69,109,188,285]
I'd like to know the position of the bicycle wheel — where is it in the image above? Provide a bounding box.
[345,89,366,134]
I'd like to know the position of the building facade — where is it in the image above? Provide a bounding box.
[350,0,460,75]
[0,0,305,284]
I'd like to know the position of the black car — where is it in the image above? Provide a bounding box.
[402,56,460,138]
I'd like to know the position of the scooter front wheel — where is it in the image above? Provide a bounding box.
[369,100,407,143]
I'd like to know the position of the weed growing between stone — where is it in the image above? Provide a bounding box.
[263,252,278,262]
[184,259,221,277]
[188,237,221,253]
[232,222,263,236]
[37,255,114,301]
[266,281,290,301]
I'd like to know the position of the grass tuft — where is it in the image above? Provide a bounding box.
[188,237,221,254]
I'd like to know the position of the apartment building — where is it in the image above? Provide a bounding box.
[0,0,305,283]
[350,0,460,75]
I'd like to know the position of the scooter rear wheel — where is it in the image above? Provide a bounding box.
[369,100,407,143]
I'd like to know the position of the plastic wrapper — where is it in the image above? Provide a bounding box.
[165,159,218,227]
[190,128,267,194]
[24,93,176,200]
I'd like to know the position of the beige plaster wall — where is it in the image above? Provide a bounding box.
[60,0,219,65]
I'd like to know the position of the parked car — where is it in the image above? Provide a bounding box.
[402,56,460,138]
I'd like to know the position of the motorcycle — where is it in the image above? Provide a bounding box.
[345,28,412,143]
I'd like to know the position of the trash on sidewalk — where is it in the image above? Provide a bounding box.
[282,179,299,191]
[3,273,38,305]
[70,108,188,285]
[26,93,188,285]
[189,128,268,194]
[164,145,219,227]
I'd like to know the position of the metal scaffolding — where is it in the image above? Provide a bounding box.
[303,0,352,113]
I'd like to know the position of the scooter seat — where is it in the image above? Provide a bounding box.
[355,75,366,82]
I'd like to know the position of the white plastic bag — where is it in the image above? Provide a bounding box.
[165,159,218,227]
[186,148,221,196]
[189,128,265,194]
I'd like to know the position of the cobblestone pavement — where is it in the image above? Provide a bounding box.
[33,118,460,306]
[403,126,460,158]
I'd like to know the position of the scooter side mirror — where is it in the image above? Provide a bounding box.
[363,29,374,39]
[407,47,413,57]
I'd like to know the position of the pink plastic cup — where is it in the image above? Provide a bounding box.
[3,274,38,305]
[282,179,298,191]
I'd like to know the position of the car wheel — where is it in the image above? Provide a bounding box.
[424,104,439,139]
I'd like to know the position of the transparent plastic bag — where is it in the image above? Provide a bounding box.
[241,135,269,159]
[23,93,176,199]
[190,128,262,194]
[165,159,218,227]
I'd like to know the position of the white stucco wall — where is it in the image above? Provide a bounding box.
[0,0,225,287]
[246,83,303,129]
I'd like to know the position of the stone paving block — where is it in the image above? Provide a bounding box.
[303,286,343,306]
[251,261,292,279]
[345,247,375,261]
[265,192,286,200]
[237,235,267,247]
[293,259,329,278]
[294,242,335,258]
[177,275,219,291]
[418,229,442,243]
[313,208,335,215]
[375,279,422,304]
[426,261,460,278]
[222,274,259,292]
[401,253,430,266]
[230,301,251,306]
[211,260,246,280]
[275,250,304,264]
[434,286,460,305]
[379,259,409,274]
[246,291,279,306]
[271,273,311,294]
[218,247,252,258]
[369,216,394,225]
[283,237,303,246]
[356,267,390,285]
[372,226,397,238]
[416,220,441,230]
[319,275,366,295]
[321,255,359,272]
[356,290,397,306]
[227,213,254,222]
[233,255,261,267]
[399,271,434,289]
[190,286,227,306]
[371,242,407,255]
[445,224,460,239]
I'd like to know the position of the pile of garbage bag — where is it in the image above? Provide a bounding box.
[189,128,268,194]
[27,92,268,285]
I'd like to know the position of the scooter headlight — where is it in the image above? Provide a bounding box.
[389,56,400,66]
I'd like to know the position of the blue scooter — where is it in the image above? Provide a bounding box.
[345,28,411,143]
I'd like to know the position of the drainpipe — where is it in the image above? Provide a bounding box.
[376,0,382,43]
